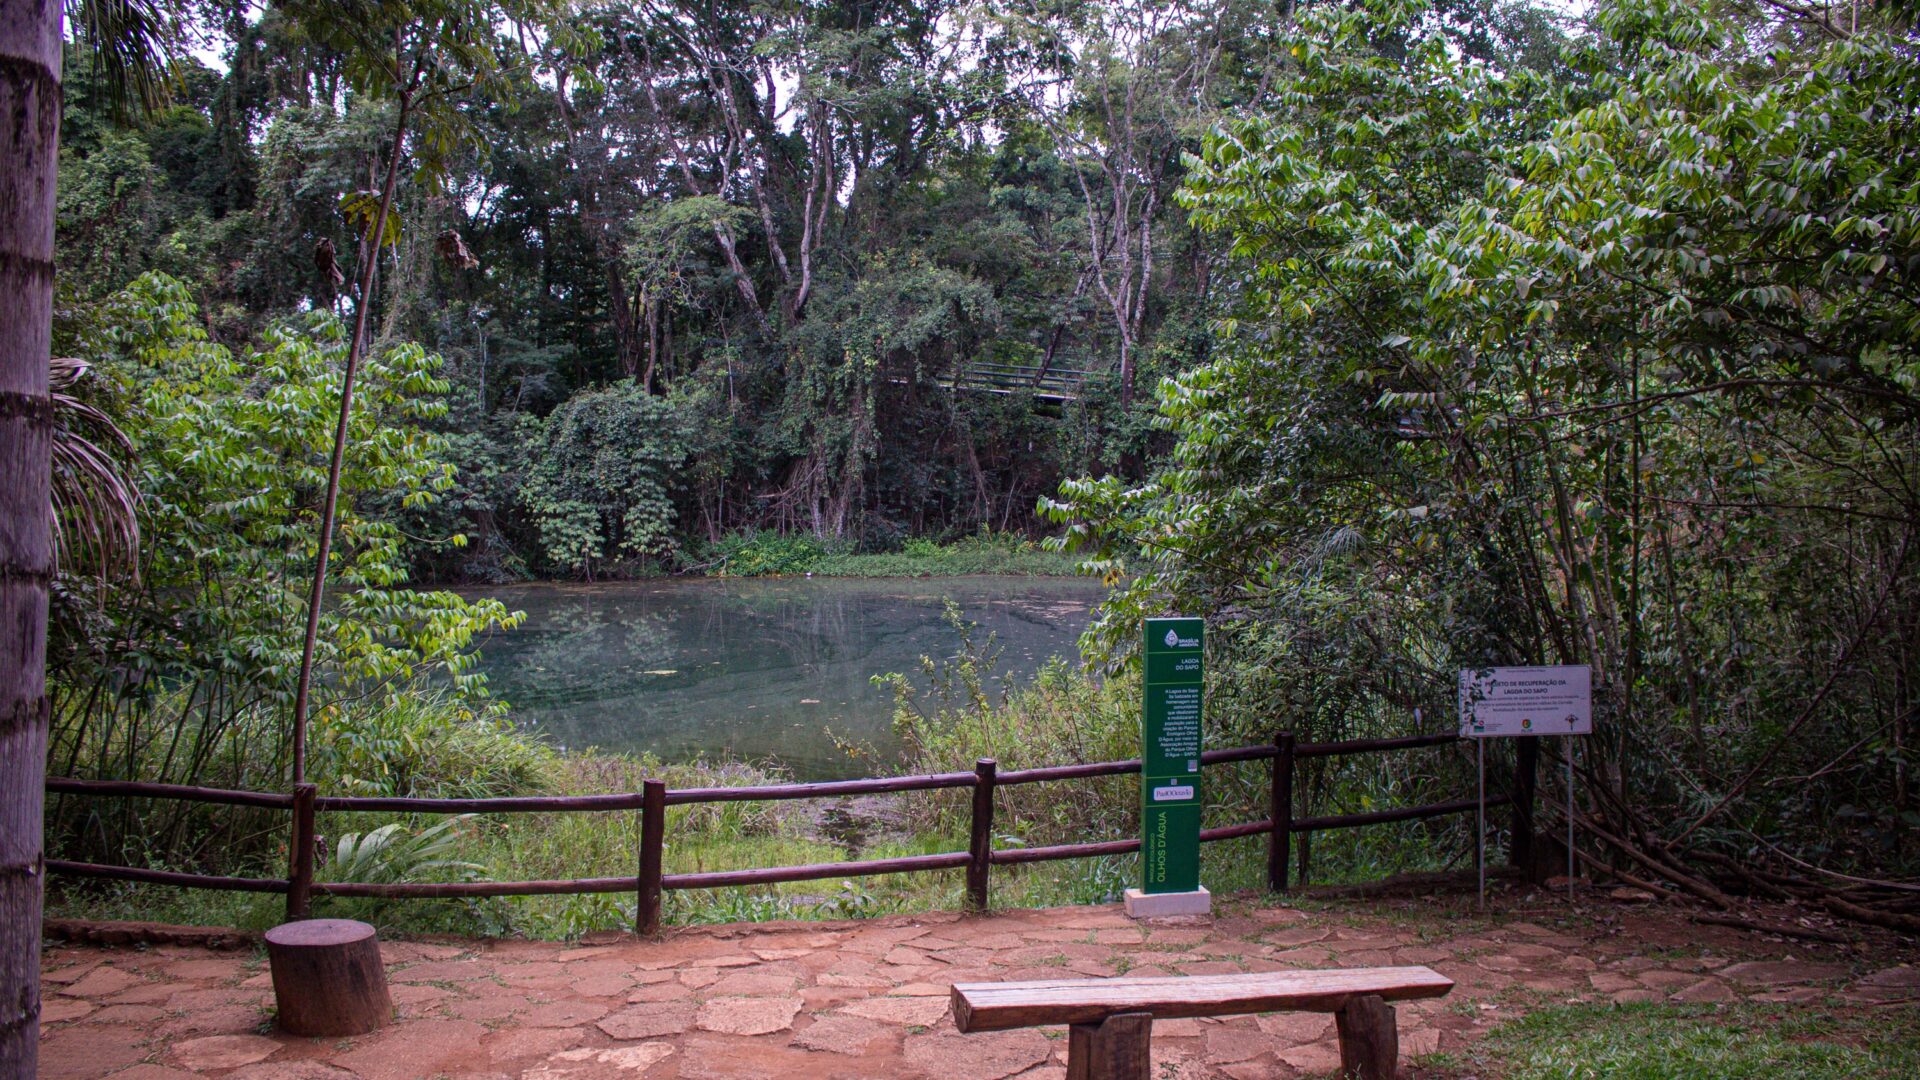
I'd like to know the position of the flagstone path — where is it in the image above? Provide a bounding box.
[37,891,1920,1079]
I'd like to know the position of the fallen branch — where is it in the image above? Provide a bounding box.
[1571,845,1688,904]
[1575,810,1733,909]
[1690,851,1797,902]
[1745,832,1920,894]
[1689,912,1854,945]
[1686,851,1920,934]
[1825,896,1920,935]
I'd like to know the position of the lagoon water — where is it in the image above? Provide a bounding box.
[464,576,1105,779]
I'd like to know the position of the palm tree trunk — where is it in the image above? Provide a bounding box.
[0,2,62,1072]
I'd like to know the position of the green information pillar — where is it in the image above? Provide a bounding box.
[1141,617,1203,894]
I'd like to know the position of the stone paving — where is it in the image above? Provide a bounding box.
[36,891,1920,1079]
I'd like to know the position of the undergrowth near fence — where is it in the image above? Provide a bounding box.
[879,611,1492,884]
[48,613,1503,939]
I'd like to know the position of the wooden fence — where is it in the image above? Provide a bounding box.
[45,731,1532,933]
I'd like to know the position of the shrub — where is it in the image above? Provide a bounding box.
[710,529,830,576]
[48,272,521,805]
[308,692,553,799]
[519,383,694,577]
[878,604,1139,846]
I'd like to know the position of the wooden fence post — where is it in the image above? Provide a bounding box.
[967,758,996,912]
[638,780,665,936]
[1510,739,1537,872]
[285,782,317,921]
[1268,732,1295,893]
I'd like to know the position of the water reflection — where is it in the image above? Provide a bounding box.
[463,576,1103,779]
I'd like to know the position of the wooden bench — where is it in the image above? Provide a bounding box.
[951,966,1453,1079]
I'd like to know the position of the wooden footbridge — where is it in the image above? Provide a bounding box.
[893,361,1095,403]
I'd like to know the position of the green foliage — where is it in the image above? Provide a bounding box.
[1460,1002,1920,1079]
[54,75,234,304]
[711,529,829,577]
[337,190,403,249]
[68,0,181,119]
[52,0,1231,567]
[518,383,694,577]
[47,356,139,580]
[275,0,586,187]
[309,814,501,931]
[625,196,754,316]
[309,691,550,799]
[324,817,487,887]
[772,253,1006,538]
[706,527,1076,577]
[1047,0,1920,873]
[47,273,521,824]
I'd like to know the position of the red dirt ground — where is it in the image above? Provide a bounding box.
[37,888,1920,1079]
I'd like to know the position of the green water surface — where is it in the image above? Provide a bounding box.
[464,576,1104,779]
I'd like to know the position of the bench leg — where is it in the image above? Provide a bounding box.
[1065,1010,1151,1080]
[1336,994,1399,1079]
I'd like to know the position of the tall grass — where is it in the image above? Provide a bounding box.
[51,619,1491,938]
[707,528,1077,578]
[878,609,1478,901]
[45,690,867,937]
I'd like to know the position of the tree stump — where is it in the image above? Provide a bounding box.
[1335,993,1399,1080]
[264,918,392,1036]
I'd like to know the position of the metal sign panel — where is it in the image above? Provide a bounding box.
[1142,617,1203,894]
[1458,665,1592,738]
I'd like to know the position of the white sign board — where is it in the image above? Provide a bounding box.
[1458,665,1591,737]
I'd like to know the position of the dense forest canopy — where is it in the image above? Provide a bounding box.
[55,0,1276,581]
[1048,0,1920,899]
[31,0,1920,935]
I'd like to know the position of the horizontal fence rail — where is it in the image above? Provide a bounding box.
[312,877,638,899]
[45,730,1534,931]
[46,777,296,809]
[313,792,646,814]
[46,860,292,894]
[666,772,977,804]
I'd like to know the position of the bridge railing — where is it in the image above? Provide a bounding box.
[46,730,1528,931]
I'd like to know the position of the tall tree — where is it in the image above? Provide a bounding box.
[993,0,1242,407]
[0,0,62,1069]
[283,0,571,785]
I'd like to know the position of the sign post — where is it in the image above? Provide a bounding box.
[1459,665,1592,908]
[1127,617,1209,918]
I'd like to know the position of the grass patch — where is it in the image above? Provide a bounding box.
[706,528,1078,578]
[805,546,1077,578]
[1442,1001,1920,1079]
